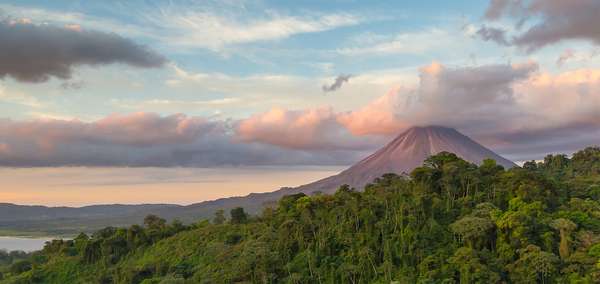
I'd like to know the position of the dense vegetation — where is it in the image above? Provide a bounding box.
[2,147,600,283]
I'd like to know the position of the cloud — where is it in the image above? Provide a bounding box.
[0,83,42,108]
[476,25,509,46]
[0,112,366,167]
[554,49,599,67]
[236,107,378,150]
[340,61,600,159]
[482,0,600,51]
[322,75,352,92]
[0,18,166,83]
[233,61,541,150]
[60,80,85,90]
[484,0,513,20]
[556,49,576,67]
[0,143,9,156]
[337,29,453,56]
[337,87,409,135]
[151,10,362,51]
[359,61,539,135]
[112,98,243,111]
[1,60,599,166]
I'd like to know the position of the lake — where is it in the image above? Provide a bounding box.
[0,237,51,252]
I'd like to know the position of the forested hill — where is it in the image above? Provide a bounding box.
[2,147,600,283]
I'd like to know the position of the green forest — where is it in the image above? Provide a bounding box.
[1,147,600,283]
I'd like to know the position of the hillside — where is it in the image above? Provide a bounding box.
[1,146,599,283]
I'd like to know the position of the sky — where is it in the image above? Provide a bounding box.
[0,0,599,205]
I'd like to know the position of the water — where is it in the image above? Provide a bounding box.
[0,237,51,252]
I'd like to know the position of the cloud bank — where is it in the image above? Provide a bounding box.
[0,18,166,83]
[0,112,368,167]
[0,61,598,166]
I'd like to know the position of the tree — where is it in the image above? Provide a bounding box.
[550,218,577,259]
[10,259,32,274]
[73,233,89,254]
[144,214,166,230]
[450,216,495,248]
[507,245,559,284]
[571,146,600,175]
[144,214,167,242]
[523,160,538,171]
[213,209,226,224]
[127,224,149,248]
[82,240,102,264]
[448,247,500,283]
[230,207,248,224]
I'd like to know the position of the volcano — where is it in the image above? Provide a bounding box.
[294,125,516,194]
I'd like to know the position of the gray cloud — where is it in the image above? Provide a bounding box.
[481,122,600,161]
[482,0,600,52]
[476,25,509,46]
[556,49,575,67]
[407,62,599,159]
[322,74,352,92]
[60,80,85,90]
[484,0,509,20]
[402,62,538,134]
[0,18,166,83]
[484,0,526,20]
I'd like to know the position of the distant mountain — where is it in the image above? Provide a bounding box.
[0,203,182,236]
[0,203,179,222]
[0,126,516,235]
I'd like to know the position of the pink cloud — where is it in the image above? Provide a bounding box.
[0,112,366,167]
[337,87,408,135]
[0,143,9,155]
[236,107,376,150]
[91,112,211,146]
[1,113,213,151]
[513,68,600,128]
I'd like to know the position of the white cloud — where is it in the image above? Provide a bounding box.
[0,4,151,39]
[151,9,362,51]
[111,97,243,115]
[337,29,455,56]
[0,83,43,108]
